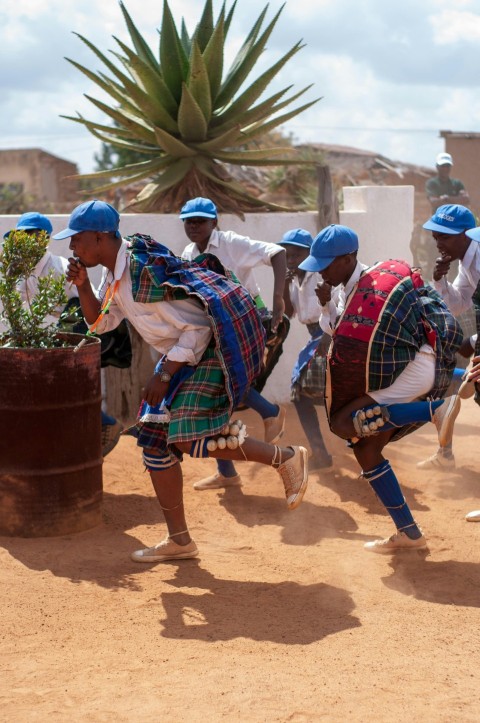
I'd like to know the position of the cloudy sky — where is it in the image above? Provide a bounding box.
[2,0,480,174]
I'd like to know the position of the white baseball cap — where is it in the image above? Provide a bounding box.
[436,152,453,166]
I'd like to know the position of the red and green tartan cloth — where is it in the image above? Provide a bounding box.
[125,234,266,457]
[326,260,463,439]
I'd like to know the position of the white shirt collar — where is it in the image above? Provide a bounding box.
[461,239,478,271]
[344,260,365,298]
[113,240,129,280]
[188,227,219,256]
[99,240,128,297]
[205,228,220,250]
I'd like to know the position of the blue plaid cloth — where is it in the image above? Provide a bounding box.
[127,234,266,410]
[125,235,266,457]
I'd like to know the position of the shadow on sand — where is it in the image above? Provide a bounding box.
[383,555,480,607]
[157,562,361,644]
[217,485,372,546]
[0,491,168,592]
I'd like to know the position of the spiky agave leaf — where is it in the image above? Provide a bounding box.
[65,0,321,213]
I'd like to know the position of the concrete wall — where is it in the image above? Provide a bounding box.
[340,185,414,267]
[0,185,414,405]
[0,210,319,289]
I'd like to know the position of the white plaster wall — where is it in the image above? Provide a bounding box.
[0,186,414,403]
[340,185,414,267]
[0,211,318,289]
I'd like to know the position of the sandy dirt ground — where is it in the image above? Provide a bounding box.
[1,401,479,722]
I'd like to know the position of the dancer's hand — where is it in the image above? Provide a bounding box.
[66,257,88,287]
[316,281,332,305]
[271,294,285,332]
[433,254,451,282]
[143,374,168,408]
[467,356,480,383]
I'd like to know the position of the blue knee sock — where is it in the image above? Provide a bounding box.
[452,367,466,380]
[385,400,443,427]
[245,388,278,420]
[217,458,238,478]
[362,460,422,539]
[353,399,443,437]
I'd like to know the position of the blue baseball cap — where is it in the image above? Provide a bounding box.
[298,224,359,272]
[466,227,480,243]
[422,204,475,235]
[3,211,53,240]
[179,197,217,219]
[278,228,313,249]
[53,200,121,240]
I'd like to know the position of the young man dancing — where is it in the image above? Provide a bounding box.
[299,224,462,552]
[55,200,309,563]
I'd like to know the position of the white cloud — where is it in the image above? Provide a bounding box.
[430,10,480,44]
[0,0,479,172]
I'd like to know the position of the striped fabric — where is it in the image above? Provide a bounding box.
[128,235,265,410]
[291,323,330,404]
[327,260,463,439]
[135,349,231,458]
[125,235,266,458]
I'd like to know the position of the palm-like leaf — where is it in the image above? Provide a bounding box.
[65,0,320,213]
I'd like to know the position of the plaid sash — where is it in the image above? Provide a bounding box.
[291,324,329,404]
[327,260,463,432]
[127,234,266,410]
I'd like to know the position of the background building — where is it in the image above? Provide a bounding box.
[440,130,480,220]
[0,148,79,213]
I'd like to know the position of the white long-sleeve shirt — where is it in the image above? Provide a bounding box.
[288,271,324,325]
[319,261,368,334]
[92,241,212,365]
[182,228,284,298]
[432,239,480,316]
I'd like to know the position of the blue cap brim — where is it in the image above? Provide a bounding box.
[466,227,480,242]
[180,212,217,219]
[52,228,121,240]
[53,227,77,240]
[298,255,335,272]
[278,240,311,249]
[422,220,464,234]
[17,225,51,233]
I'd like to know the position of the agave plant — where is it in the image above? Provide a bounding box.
[63,0,320,214]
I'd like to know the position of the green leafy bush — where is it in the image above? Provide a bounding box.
[0,230,67,348]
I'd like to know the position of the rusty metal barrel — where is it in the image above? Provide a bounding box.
[0,333,103,537]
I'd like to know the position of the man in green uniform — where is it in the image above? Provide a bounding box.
[425,153,470,212]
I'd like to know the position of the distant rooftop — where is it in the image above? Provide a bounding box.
[0,147,76,166]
